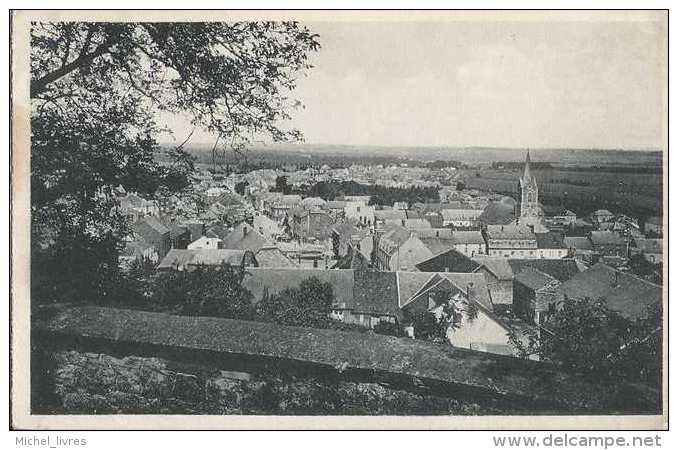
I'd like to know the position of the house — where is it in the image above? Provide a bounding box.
[564,236,595,263]
[270,194,302,219]
[543,206,577,228]
[254,245,298,268]
[441,207,484,228]
[512,267,562,325]
[220,222,269,252]
[167,223,191,249]
[342,195,371,205]
[632,238,663,264]
[301,196,327,210]
[535,231,568,259]
[322,200,347,220]
[644,216,663,236]
[589,231,627,257]
[132,216,171,258]
[187,236,222,250]
[291,209,336,242]
[552,263,662,322]
[336,271,401,328]
[506,258,581,283]
[331,222,372,260]
[472,257,514,313]
[418,230,487,258]
[403,218,432,230]
[423,211,444,228]
[277,241,331,269]
[397,271,532,357]
[184,222,206,243]
[393,201,409,210]
[157,249,258,271]
[374,209,407,226]
[253,213,282,241]
[485,224,538,258]
[344,201,375,226]
[590,209,615,226]
[374,226,433,271]
[119,193,160,221]
[331,245,371,271]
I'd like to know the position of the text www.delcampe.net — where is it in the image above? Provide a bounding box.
[493,434,662,449]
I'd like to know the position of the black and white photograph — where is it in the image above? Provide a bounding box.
[10,9,668,431]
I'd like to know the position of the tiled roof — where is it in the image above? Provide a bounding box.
[473,257,514,280]
[590,231,625,246]
[486,224,536,241]
[157,249,252,270]
[350,271,400,317]
[514,267,559,291]
[556,263,662,320]
[374,210,407,221]
[564,236,593,251]
[221,223,269,252]
[254,246,298,268]
[535,231,566,249]
[508,259,581,282]
[415,249,481,273]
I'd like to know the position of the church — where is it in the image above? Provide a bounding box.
[518,151,548,234]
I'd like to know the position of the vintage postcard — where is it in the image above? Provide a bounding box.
[10,9,668,430]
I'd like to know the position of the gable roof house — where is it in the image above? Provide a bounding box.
[485,224,538,258]
[512,267,562,325]
[535,231,568,259]
[553,263,662,322]
[220,222,270,252]
[472,256,515,312]
[374,225,433,271]
[132,215,171,258]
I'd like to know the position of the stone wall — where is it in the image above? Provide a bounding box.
[42,350,498,415]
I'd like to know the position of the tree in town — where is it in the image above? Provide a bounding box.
[274,175,290,194]
[404,290,478,342]
[30,22,320,304]
[508,297,662,384]
[256,277,335,328]
[152,263,255,319]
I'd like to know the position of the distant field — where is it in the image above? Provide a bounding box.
[160,143,664,169]
[463,167,663,218]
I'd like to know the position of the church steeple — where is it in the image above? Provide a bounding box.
[522,150,533,185]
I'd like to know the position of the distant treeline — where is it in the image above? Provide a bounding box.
[161,146,467,173]
[556,165,663,174]
[491,161,554,170]
[490,160,662,174]
[295,181,440,206]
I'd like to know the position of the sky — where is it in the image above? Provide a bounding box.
[161,14,667,150]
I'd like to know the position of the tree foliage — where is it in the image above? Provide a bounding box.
[509,297,662,384]
[256,277,335,328]
[30,22,320,304]
[152,263,256,319]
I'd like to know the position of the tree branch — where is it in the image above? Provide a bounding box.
[31,38,114,98]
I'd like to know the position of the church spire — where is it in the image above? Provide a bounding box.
[522,150,532,183]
